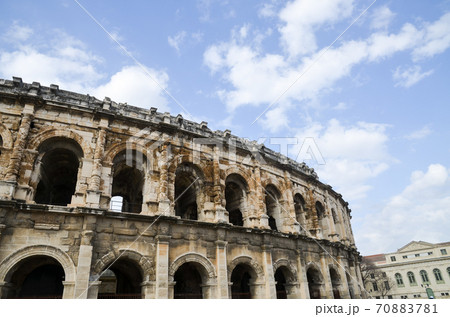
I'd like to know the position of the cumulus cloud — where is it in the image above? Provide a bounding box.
[278,0,354,57]
[0,23,170,110]
[393,65,433,88]
[292,119,392,201]
[3,22,34,43]
[370,6,395,30]
[93,65,170,111]
[358,164,450,254]
[412,12,450,60]
[203,7,450,131]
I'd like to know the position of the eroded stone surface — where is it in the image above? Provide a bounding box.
[0,78,363,299]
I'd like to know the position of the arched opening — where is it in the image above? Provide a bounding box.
[34,137,83,206]
[315,201,325,219]
[173,262,203,299]
[175,163,201,220]
[98,259,143,299]
[231,264,257,299]
[293,193,306,230]
[265,185,282,231]
[329,267,341,299]
[274,268,288,299]
[225,174,248,226]
[4,255,65,299]
[307,267,322,299]
[111,150,145,213]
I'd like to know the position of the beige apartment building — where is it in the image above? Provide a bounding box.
[363,241,450,299]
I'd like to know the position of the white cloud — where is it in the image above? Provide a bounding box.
[393,65,433,88]
[168,31,187,54]
[0,45,103,93]
[370,6,395,30]
[93,65,170,111]
[258,2,277,18]
[413,12,450,60]
[358,164,450,254]
[3,22,34,43]
[0,23,170,111]
[278,0,354,57]
[405,125,432,140]
[203,8,450,131]
[333,102,348,110]
[293,119,392,200]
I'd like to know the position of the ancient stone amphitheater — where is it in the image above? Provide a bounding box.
[0,77,363,299]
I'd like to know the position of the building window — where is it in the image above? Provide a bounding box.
[428,252,433,255]
[420,270,429,283]
[384,280,390,290]
[415,254,420,257]
[390,256,396,262]
[433,269,444,283]
[372,282,378,291]
[402,255,407,259]
[382,272,387,278]
[370,273,375,279]
[375,296,380,299]
[387,295,393,299]
[441,249,447,255]
[407,271,417,285]
[447,267,450,278]
[395,273,404,287]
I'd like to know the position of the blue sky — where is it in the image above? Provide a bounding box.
[1,0,449,255]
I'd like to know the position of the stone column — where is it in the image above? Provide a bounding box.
[2,105,34,199]
[253,165,267,229]
[283,171,299,233]
[296,250,310,298]
[215,238,229,298]
[86,127,107,207]
[86,281,101,299]
[337,255,350,299]
[155,234,171,298]
[74,229,95,298]
[262,244,276,299]
[141,281,156,299]
[158,144,171,215]
[213,146,227,223]
[319,252,334,299]
[354,258,364,298]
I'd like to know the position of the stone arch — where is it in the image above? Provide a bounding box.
[0,245,76,283]
[305,262,323,280]
[260,177,283,194]
[168,252,217,281]
[225,173,250,226]
[103,141,156,166]
[224,166,252,188]
[228,256,264,282]
[169,252,217,299]
[264,183,283,231]
[273,258,298,283]
[92,249,153,280]
[27,128,92,158]
[0,123,13,149]
[306,262,324,299]
[172,161,207,220]
[29,135,85,206]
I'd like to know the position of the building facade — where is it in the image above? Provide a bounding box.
[363,241,450,299]
[0,77,363,299]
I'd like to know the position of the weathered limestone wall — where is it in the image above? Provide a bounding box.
[0,78,363,299]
